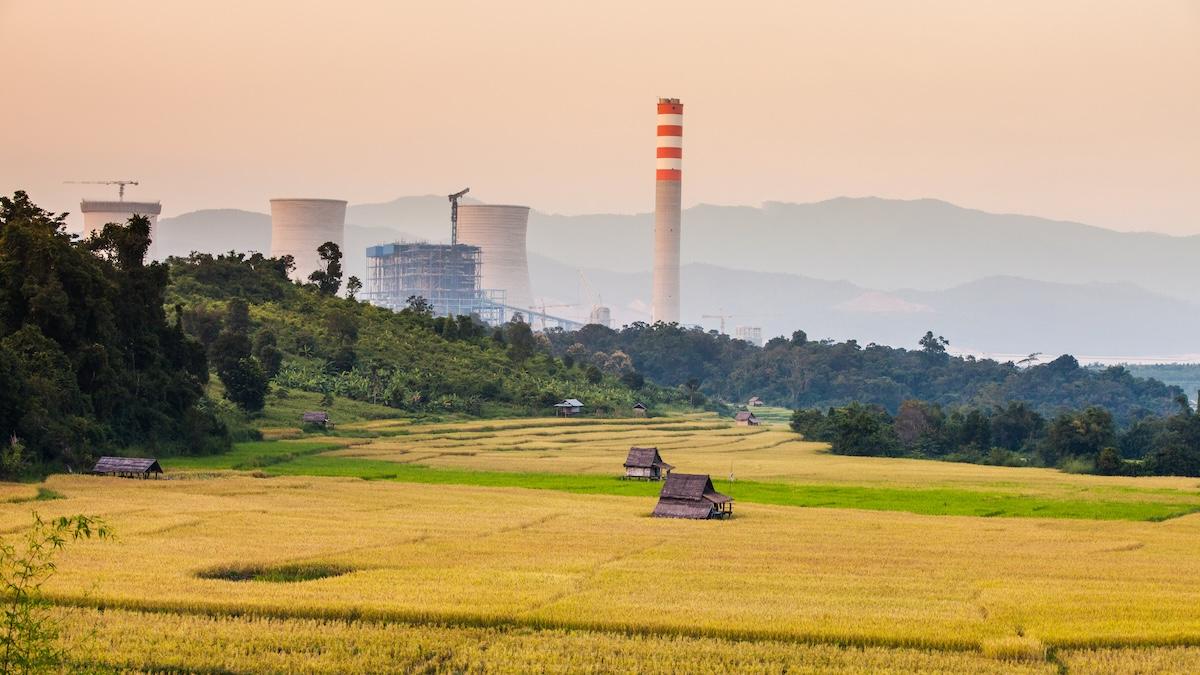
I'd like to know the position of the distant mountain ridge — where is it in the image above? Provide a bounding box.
[528,258,1200,357]
[153,195,1200,356]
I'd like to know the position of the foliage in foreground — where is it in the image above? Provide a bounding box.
[0,513,109,674]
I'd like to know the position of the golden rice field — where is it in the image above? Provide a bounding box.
[4,413,1200,671]
[2,462,1200,672]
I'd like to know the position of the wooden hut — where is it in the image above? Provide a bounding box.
[747,396,764,407]
[631,402,648,417]
[623,447,673,480]
[301,411,333,428]
[734,411,760,426]
[651,473,733,519]
[554,399,584,417]
[92,457,163,479]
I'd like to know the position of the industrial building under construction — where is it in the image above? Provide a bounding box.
[363,242,507,323]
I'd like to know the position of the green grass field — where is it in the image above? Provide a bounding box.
[169,435,1200,521]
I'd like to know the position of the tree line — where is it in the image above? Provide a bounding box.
[790,397,1200,476]
[545,324,1185,424]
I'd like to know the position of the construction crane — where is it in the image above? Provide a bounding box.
[701,310,734,335]
[64,180,139,200]
[535,301,577,331]
[447,187,469,245]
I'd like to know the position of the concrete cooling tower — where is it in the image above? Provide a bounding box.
[455,204,533,311]
[80,200,163,259]
[269,198,347,283]
[653,97,683,324]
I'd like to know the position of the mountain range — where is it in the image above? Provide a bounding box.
[152,196,1200,358]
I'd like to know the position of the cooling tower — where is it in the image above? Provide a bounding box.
[653,97,683,324]
[269,198,347,283]
[80,200,163,259]
[455,204,533,311]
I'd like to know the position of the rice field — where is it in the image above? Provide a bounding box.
[6,413,1200,671]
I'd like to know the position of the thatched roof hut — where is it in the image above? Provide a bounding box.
[92,457,162,479]
[623,447,673,480]
[652,473,733,519]
[301,411,332,427]
[734,411,760,426]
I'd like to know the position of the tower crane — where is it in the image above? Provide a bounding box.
[447,187,469,245]
[535,301,577,331]
[64,180,139,200]
[701,310,734,335]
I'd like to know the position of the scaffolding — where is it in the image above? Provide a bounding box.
[364,243,506,324]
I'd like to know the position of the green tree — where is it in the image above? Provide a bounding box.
[1043,407,1116,465]
[990,401,1044,452]
[789,408,830,440]
[506,318,536,363]
[252,330,283,378]
[225,298,251,335]
[346,275,362,301]
[307,241,343,295]
[585,365,603,384]
[919,331,949,356]
[893,400,944,450]
[1096,447,1125,475]
[220,357,268,412]
[827,402,899,456]
[620,370,645,390]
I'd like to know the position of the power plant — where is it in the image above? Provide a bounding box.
[79,199,163,258]
[455,204,534,312]
[63,96,702,333]
[68,180,163,259]
[653,97,683,324]
[363,242,506,322]
[269,198,347,283]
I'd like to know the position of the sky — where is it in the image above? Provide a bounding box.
[2,0,1197,235]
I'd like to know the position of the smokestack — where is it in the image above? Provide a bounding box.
[653,97,683,324]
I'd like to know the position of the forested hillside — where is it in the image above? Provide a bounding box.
[168,255,672,419]
[0,192,224,475]
[546,323,1184,425]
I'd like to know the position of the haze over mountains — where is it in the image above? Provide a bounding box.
[152,196,1200,359]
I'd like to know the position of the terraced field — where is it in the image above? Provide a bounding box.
[5,413,1200,672]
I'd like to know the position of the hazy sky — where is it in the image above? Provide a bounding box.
[2,1,1197,234]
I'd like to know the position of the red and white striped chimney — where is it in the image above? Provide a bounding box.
[653,97,683,324]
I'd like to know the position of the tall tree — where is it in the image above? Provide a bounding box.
[307,241,343,295]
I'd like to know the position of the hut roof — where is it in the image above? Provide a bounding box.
[632,402,647,410]
[623,447,673,470]
[734,411,758,422]
[92,457,162,474]
[658,473,731,505]
[301,411,330,423]
[555,399,584,408]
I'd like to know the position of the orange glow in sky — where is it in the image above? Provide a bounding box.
[1,0,1197,234]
